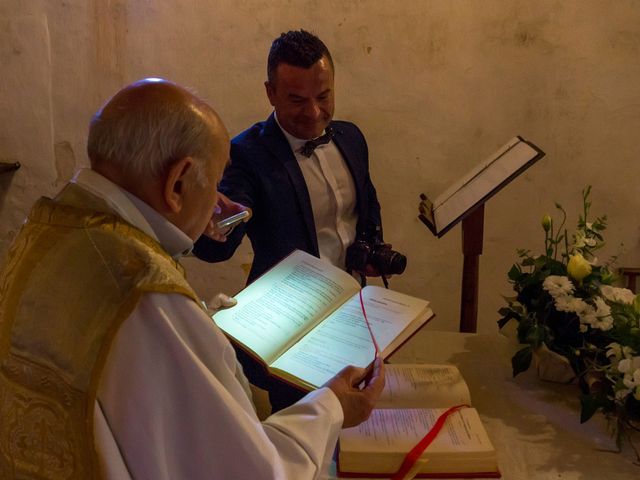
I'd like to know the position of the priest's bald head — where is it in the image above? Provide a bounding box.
[87,78,229,241]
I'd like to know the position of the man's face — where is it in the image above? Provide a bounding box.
[180,129,229,241]
[266,56,335,140]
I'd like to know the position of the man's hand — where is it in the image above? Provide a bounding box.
[324,357,385,428]
[204,192,251,242]
[205,292,237,315]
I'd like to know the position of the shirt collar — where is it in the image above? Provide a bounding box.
[274,112,329,156]
[71,168,193,258]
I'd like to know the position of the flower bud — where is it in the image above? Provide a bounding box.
[600,270,615,284]
[567,253,592,281]
[541,214,552,232]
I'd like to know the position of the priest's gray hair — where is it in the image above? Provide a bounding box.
[87,81,215,186]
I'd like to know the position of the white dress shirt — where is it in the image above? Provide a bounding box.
[276,115,358,269]
[71,169,344,479]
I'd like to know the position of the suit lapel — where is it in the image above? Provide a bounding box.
[260,114,319,254]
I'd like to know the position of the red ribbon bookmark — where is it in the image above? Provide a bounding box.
[358,289,380,358]
[390,404,470,480]
[358,292,468,479]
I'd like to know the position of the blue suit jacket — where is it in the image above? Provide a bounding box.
[194,113,383,284]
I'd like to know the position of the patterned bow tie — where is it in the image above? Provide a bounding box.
[299,128,334,157]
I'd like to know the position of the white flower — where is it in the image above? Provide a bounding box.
[572,230,597,249]
[615,386,632,401]
[554,295,587,313]
[574,298,614,331]
[606,343,624,361]
[618,357,640,398]
[577,303,597,326]
[594,297,611,316]
[609,344,637,362]
[543,275,575,298]
[600,285,636,305]
[618,356,640,374]
[589,297,613,330]
[592,315,614,331]
[622,368,640,390]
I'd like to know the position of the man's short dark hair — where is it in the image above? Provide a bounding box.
[267,30,333,85]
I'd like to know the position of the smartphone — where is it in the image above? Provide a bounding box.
[216,210,250,230]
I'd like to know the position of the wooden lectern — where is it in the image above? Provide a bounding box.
[460,205,484,332]
[418,200,487,333]
[418,202,485,333]
[418,136,545,333]
[619,267,640,293]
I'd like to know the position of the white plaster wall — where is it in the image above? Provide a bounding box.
[1,0,639,334]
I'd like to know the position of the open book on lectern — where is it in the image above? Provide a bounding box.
[419,136,545,238]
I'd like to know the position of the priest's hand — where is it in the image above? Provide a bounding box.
[324,357,385,428]
[205,292,237,315]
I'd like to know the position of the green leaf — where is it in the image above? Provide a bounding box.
[497,316,511,329]
[579,393,607,423]
[525,322,547,347]
[633,295,640,315]
[512,346,532,377]
[507,265,521,281]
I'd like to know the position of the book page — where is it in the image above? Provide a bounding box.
[339,408,497,475]
[433,138,538,231]
[432,137,520,211]
[342,408,493,452]
[377,364,471,408]
[213,250,359,364]
[271,286,430,388]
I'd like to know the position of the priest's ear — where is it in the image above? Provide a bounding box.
[163,156,195,213]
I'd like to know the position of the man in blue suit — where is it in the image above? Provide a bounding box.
[194,30,385,411]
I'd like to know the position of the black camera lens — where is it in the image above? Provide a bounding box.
[372,247,407,275]
[387,251,407,275]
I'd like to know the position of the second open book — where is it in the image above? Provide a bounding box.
[338,364,500,478]
[213,250,433,390]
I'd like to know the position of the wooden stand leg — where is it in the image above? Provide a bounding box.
[460,205,484,333]
[619,267,640,293]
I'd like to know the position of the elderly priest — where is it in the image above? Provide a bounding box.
[0,78,384,479]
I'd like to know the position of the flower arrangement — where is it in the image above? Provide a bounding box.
[498,186,640,455]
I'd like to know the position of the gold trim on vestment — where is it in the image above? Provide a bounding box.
[0,185,200,479]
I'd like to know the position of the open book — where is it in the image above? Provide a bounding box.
[419,136,544,237]
[212,250,433,391]
[338,364,500,478]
